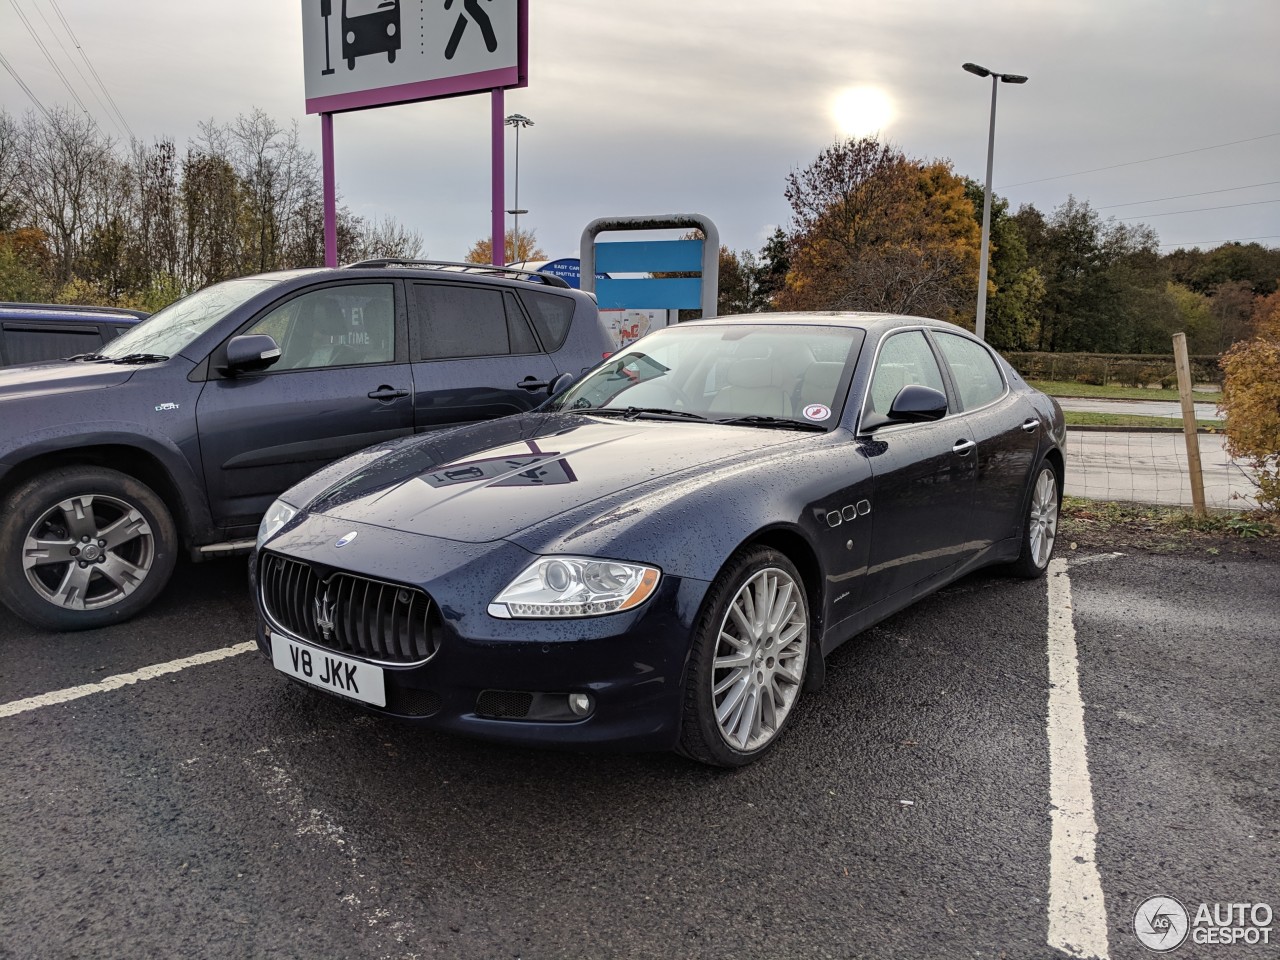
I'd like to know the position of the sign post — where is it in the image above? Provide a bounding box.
[300,0,528,267]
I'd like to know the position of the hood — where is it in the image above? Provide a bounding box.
[0,360,136,401]
[308,413,807,543]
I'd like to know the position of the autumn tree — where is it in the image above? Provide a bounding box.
[465,226,546,264]
[1219,289,1280,513]
[778,137,981,322]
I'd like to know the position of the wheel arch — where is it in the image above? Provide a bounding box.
[0,443,200,548]
[729,523,827,643]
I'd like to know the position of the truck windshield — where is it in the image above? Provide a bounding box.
[97,278,281,360]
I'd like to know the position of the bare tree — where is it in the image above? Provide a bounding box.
[15,107,114,282]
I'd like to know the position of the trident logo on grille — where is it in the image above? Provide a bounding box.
[314,585,337,642]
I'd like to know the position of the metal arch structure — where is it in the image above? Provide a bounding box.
[579,214,720,319]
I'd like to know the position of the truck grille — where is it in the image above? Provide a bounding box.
[260,552,442,664]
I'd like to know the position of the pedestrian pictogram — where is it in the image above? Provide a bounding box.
[444,0,498,59]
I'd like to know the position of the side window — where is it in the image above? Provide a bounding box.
[867,330,946,416]
[245,284,395,371]
[518,290,574,352]
[413,284,540,360]
[933,332,1005,410]
[1,325,104,364]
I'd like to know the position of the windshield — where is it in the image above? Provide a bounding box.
[97,278,281,360]
[550,324,865,427]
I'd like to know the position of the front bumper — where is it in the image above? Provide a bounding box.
[251,515,712,752]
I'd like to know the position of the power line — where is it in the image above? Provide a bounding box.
[34,0,125,139]
[1097,180,1280,210]
[999,132,1280,189]
[0,49,49,117]
[8,0,96,124]
[48,0,134,141]
[1157,235,1280,248]
[1118,197,1280,220]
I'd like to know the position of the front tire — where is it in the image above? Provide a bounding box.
[1008,462,1060,579]
[678,547,811,767]
[0,467,178,631]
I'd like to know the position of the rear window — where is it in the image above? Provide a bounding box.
[1,324,104,365]
[518,290,575,352]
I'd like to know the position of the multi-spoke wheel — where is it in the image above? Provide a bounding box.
[0,467,177,631]
[679,547,812,767]
[1008,462,1060,579]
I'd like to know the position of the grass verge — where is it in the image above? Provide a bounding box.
[1060,496,1277,557]
[1028,379,1220,402]
[1062,411,1220,431]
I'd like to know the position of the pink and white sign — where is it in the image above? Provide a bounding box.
[302,0,527,115]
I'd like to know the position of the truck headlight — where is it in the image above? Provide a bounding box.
[488,556,661,619]
[256,499,298,549]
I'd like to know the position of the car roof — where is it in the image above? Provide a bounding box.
[682,311,972,334]
[243,261,579,292]
[0,303,148,323]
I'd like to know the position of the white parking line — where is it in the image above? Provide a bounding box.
[1046,558,1110,959]
[0,642,256,719]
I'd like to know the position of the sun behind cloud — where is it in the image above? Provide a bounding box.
[831,86,895,138]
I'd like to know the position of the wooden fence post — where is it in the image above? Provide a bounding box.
[1172,332,1207,517]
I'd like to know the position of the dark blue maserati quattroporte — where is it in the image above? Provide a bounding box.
[251,313,1065,767]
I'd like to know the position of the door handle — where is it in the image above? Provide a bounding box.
[1021,418,1039,433]
[368,385,410,401]
[952,439,976,456]
[517,377,551,392]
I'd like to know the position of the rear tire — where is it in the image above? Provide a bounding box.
[1007,462,1059,579]
[678,547,811,768]
[0,467,178,631]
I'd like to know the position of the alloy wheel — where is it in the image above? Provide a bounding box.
[1029,468,1059,569]
[22,494,155,611]
[711,567,808,752]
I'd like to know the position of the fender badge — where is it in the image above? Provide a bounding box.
[334,531,358,548]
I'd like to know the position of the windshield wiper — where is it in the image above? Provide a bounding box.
[65,353,110,362]
[714,414,828,432]
[108,353,170,365]
[590,406,710,422]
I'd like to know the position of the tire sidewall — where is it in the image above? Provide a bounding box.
[0,467,178,631]
[681,546,811,768]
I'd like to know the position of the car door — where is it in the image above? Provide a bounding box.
[407,282,560,431]
[858,329,978,601]
[196,280,414,530]
[930,330,1040,553]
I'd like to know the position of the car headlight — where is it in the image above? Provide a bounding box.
[488,556,661,619]
[256,498,298,549]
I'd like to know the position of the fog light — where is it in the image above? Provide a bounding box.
[568,693,593,717]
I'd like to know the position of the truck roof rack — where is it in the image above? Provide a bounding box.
[343,258,572,289]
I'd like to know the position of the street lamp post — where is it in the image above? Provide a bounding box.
[962,62,1027,342]
[504,113,534,262]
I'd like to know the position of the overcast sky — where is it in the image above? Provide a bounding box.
[3,0,1278,262]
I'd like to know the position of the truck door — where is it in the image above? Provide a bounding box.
[196,281,414,531]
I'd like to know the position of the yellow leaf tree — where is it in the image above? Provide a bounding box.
[465,227,547,265]
[1219,289,1280,513]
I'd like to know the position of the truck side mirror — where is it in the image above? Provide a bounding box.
[224,334,282,375]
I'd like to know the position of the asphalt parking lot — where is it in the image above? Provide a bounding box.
[2,545,1277,959]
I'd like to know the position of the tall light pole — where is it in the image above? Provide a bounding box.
[963,62,1027,342]
[504,113,534,262]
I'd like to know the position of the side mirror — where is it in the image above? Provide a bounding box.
[888,384,948,423]
[224,334,281,375]
[547,371,578,397]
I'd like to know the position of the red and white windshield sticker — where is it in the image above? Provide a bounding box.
[802,403,832,421]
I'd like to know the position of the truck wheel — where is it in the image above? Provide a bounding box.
[0,467,178,632]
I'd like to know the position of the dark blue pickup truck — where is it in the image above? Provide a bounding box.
[0,261,613,631]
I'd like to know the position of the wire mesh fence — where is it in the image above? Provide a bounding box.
[1063,429,1259,510]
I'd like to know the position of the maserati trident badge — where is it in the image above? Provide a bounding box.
[314,586,336,642]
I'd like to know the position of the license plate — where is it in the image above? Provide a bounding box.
[271,635,386,707]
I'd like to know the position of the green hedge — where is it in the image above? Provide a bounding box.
[1004,352,1224,388]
